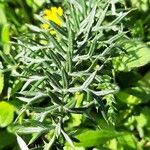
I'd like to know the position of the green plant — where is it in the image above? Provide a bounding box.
[1,0,150,150]
[7,0,132,149]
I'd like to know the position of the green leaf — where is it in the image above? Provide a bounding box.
[77,5,97,46]
[68,114,82,127]
[16,134,29,150]
[29,132,45,145]
[0,101,14,127]
[0,4,7,24]
[64,145,85,150]
[88,38,97,57]
[10,79,23,97]
[131,0,149,12]
[61,129,75,149]
[135,107,150,128]
[116,133,137,150]
[46,72,62,89]
[11,120,55,134]
[68,3,79,31]
[89,88,119,96]
[75,130,122,147]
[119,72,150,103]
[48,91,63,105]
[80,0,87,17]
[1,24,10,43]
[27,105,58,113]
[21,76,45,91]
[0,51,13,65]
[68,86,83,93]
[113,40,150,71]
[44,134,56,150]
[66,51,72,72]
[116,91,141,105]
[93,3,109,31]
[110,10,131,26]
[26,24,42,32]
[64,98,76,108]
[17,93,47,104]
[82,71,97,89]
[68,93,84,127]
[0,72,4,94]
[105,133,137,150]
[75,130,137,149]
[137,72,150,89]
[17,127,49,134]
[47,32,65,53]
[1,24,10,54]
[62,67,69,89]
[49,50,62,69]
[92,94,107,122]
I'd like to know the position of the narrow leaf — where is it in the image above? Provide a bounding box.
[16,134,29,150]
[92,94,108,122]
[62,67,69,89]
[26,24,42,32]
[49,50,62,69]
[0,72,4,94]
[82,71,97,89]
[61,129,75,148]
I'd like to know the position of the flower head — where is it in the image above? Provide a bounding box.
[41,6,63,34]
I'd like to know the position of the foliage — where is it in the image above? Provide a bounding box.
[10,0,124,148]
[0,0,150,150]
[0,101,15,127]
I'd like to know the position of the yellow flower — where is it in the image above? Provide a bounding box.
[41,23,49,29]
[41,6,63,34]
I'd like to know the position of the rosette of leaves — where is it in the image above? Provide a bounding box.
[6,0,130,149]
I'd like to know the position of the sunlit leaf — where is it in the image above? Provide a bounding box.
[0,101,14,127]
[16,134,29,150]
[0,72,4,95]
[116,91,141,105]
[113,40,150,71]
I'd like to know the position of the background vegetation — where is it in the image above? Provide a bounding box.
[0,0,150,150]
